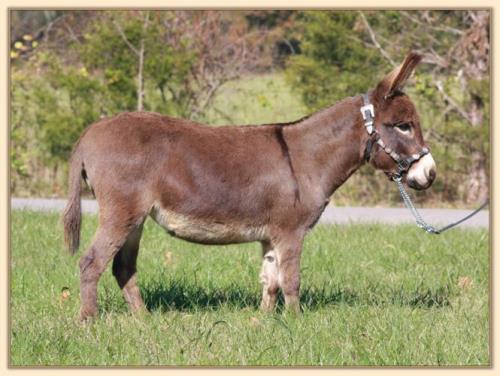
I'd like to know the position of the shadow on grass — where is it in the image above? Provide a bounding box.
[141,279,451,313]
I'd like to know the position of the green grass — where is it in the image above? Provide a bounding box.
[10,210,489,366]
[203,72,308,126]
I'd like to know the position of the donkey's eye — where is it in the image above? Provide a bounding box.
[394,123,412,135]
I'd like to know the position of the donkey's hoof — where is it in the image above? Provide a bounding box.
[260,297,278,313]
[130,306,149,318]
[260,305,276,314]
[79,308,98,323]
[284,301,302,316]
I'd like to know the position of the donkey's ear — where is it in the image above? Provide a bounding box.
[375,52,422,99]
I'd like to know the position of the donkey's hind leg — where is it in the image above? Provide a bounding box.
[79,218,142,321]
[112,223,145,313]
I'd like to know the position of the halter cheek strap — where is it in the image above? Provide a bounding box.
[360,93,429,177]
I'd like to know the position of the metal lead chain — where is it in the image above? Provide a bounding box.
[393,175,489,234]
[393,176,439,233]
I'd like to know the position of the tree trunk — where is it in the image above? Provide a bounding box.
[465,96,488,204]
[466,151,488,204]
[136,12,150,111]
[137,40,145,111]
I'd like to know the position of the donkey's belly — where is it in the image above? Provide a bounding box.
[150,204,267,245]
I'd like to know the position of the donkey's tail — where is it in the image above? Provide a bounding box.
[62,146,84,255]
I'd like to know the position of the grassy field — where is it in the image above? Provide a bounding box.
[203,72,308,126]
[10,210,489,366]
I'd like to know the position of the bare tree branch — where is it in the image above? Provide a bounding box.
[421,48,449,68]
[400,11,464,35]
[434,80,473,124]
[64,22,81,44]
[212,106,235,123]
[358,11,397,67]
[112,19,139,56]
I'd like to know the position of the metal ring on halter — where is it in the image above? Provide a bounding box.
[392,174,402,182]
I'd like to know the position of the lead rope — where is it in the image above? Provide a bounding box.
[393,175,489,234]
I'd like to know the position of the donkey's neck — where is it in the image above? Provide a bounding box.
[284,95,368,200]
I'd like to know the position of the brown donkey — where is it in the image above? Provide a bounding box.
[63,53,436,320]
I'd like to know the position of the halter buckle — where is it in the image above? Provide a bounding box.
[360,104,374,121]
[360,104,375,135]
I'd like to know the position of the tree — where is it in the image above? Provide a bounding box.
[10,10,273,196]
[359,10,489,204]
[286,11,385,110]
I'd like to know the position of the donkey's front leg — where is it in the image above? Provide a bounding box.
[276,237,304,314]
[259,241,279,312]
[259,234,304,314]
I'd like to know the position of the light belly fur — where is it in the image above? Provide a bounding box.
[150,204,267,244]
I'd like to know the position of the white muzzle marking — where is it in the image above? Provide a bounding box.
[407,153,436,187]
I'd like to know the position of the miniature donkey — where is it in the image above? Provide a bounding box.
[63,52,436,320]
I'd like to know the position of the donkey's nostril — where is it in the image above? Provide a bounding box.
[428,168,436,182]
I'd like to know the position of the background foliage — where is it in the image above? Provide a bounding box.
[10,10,489,207]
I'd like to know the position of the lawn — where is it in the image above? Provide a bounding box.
[203,72,308,126]
[9,210,489,366]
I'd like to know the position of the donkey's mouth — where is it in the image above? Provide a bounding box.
[407,177,432,191]
[407,179,425,190]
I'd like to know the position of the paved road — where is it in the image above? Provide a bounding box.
[10,197,489,229]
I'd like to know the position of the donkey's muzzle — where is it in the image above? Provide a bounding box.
[406,154,437,190]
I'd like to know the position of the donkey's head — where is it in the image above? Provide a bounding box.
[367,52,436,190]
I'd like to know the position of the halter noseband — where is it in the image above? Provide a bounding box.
[360,93,429,179]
